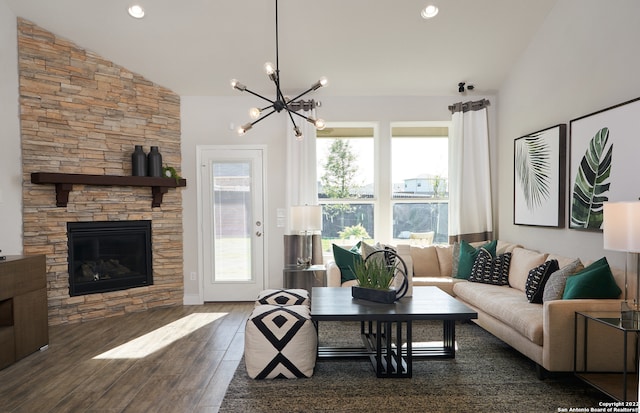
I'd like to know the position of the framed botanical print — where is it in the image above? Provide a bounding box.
[514,124,566,227]
[569,97,640,230]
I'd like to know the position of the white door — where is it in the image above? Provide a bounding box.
[199,146,266,301]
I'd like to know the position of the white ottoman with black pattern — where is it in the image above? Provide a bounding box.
[245,304,317,379]
[255,289,310,307]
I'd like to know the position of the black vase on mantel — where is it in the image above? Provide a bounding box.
[131,145,147,176]
[147,146,163,177]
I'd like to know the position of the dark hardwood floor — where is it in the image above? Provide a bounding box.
[0,302,254,413]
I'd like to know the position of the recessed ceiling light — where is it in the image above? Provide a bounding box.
[128,4,145,19]
[421,5,439,19]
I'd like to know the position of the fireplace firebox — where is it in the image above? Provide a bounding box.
[67,221,153,296]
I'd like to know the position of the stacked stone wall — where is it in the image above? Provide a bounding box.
[18,19,184,325]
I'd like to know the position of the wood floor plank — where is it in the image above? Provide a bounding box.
[87,361,160,411]
[0,302,253,413]
[196,359,243,411]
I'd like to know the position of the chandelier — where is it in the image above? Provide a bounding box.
[230,0,327,140]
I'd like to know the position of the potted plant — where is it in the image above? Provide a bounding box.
[351,257,397,304]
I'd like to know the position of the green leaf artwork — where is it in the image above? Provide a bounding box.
[570,127,612,229]
[515,133,551,211]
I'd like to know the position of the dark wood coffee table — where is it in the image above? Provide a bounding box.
[310,286,477,378]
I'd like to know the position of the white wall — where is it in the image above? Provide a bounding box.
[0,2,23,255]
[497,0,640,269]
[181,93,495,301]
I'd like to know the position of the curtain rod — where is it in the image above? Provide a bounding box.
[448,99,491,114]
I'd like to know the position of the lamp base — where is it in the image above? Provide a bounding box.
[296,257,312,268]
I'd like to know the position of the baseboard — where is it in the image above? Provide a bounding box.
[183,293,203,305]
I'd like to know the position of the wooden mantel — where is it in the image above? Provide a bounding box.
[31,172,187,208]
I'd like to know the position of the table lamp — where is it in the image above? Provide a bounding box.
[290,205,322,268]
[603,201,640,319]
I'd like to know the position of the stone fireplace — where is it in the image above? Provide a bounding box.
[18,19,184,325]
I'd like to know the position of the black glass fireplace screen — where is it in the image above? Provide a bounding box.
[67,221,153,296]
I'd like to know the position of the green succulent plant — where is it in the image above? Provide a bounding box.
[353,258,395,290]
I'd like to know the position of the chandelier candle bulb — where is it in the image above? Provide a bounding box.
[237,123,253,136]
[249,108,261,119]
[264,62,275,74]
[312,77,329,91]
[230,79,246,91]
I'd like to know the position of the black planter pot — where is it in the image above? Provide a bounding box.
[351,286,397,304]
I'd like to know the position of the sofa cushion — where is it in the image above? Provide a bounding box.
[455,240,498,279]
[434,244,454,277]
[453,282,543,345]
[542,259,584,302]
[332,244,362,284]
[508,248,548,292]
[563,257,622,299]
[524,259,559,303]
[468,248,511,285]
[411,246,440,277]
[546,253,581,271]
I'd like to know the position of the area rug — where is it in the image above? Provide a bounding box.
[219,320,608,412]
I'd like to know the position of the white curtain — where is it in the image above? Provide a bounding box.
[285,110,318,234]
[448,99,494,243]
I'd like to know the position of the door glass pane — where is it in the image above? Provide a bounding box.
[212,161,252,282]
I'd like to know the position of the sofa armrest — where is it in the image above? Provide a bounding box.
[543,299,622,372]
[326,261,343,287]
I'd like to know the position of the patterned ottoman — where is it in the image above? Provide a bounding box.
[255,289,310,307]
[245,304,317,379]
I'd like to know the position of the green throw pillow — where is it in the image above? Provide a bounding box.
[455,240,498,279]
[562,257,621,299]
[332,244,362,284]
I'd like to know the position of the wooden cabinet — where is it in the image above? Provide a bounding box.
[0,255,48,370]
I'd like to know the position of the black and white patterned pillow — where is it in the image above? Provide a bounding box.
[361,242,397,268]
[469,248,511,285]
[525,259,559,303]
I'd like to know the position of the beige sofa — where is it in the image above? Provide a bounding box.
[326,241,628,376]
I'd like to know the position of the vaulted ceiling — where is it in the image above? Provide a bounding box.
[5,0,557,97]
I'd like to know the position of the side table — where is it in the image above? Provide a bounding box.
[283,264,326,296]
[574,311,639,402]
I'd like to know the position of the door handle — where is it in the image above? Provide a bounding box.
[256,231,263,237]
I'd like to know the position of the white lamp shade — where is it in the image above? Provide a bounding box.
[603,201,640,252]
[290,206,322,232]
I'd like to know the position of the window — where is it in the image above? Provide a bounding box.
[391,123,449,243]
[316,125,375,248]
[316,121,449,248]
